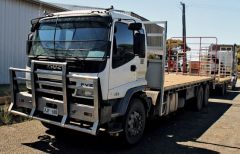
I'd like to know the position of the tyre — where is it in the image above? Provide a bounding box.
[220,83,227,96]
[224,83,227,94]
[232,84,236,90]
[123,98,146,145]
[203,84,209,107]
[195,86,203,111]
[231,78,237,90]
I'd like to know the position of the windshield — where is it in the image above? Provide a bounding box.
[30,16,111,59]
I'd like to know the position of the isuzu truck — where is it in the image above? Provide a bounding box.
[9,8,213,144]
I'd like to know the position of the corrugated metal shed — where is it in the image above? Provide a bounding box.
[0,0,65,84]
[52,3,104,11]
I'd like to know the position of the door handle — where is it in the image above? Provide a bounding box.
[130,65,137,72]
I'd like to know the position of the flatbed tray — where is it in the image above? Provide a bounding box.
[215,76,231,84]
[164,73,213,91]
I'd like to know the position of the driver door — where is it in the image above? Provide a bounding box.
[108,21,137,99]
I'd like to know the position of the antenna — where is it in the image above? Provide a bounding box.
[43,10,47,16]
[106,5,114,11]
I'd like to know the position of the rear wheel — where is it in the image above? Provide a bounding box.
[220,83,227,96]
[232,84,236,90]
[195,86,203,111]
[203,84,209,107]
[123,98,146,145]
[231,77,237,90]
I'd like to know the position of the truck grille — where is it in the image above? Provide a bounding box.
[36,76,93,106]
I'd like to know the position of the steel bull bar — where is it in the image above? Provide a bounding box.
[8,60,99,135]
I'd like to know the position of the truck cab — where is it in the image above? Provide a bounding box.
[9,9,166,144]
[27,10,147,100]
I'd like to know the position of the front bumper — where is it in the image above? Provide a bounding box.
[8,60,103,135]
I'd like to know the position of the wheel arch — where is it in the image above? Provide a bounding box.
[116,86,151,116]
[131,91,151,116]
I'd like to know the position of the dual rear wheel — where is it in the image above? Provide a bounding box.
[195,84,209,111]
[220,83,227,96]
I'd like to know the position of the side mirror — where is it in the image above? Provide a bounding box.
[128,22,142,31]
[134,33,146,58]
[26,33,33,55]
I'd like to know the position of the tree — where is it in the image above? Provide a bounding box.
[167,39,190,52]
[237,47,240,72]
[167,39,183,51]
[166,39,191,58]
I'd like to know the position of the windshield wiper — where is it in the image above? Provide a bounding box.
[70,56,107,61]
[66,56,85,61]
[28,54,50,59]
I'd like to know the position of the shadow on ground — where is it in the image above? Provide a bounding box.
[210,86,240,101]
[22,87,240,153]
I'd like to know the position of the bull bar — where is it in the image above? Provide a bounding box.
[8,60,100,135]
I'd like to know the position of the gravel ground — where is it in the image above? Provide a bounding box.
[0,82,240,154]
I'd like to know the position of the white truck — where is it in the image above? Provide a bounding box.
[209,44,238,94]
[8,9,213,144]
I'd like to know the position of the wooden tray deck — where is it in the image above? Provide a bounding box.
[215,76,231,83]
[164,73,213,90]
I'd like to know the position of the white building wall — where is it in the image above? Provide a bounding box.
[0,0,61,84]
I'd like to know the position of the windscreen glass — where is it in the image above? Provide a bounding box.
[30,16,111,59]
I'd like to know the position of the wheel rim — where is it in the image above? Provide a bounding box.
[127,111,143,137]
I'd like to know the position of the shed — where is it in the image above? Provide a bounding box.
[0,0,67,84]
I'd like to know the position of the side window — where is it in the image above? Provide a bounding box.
[134,28,146,58]
[112,22,134,69]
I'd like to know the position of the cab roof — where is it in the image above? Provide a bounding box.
[51,9,142,22]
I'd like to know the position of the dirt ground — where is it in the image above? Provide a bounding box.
[0,82,240,154]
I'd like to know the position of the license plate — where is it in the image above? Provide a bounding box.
[43,107,58,116]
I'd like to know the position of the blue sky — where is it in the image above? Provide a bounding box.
[42,0,240,44]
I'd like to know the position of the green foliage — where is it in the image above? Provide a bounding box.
[0,105,12,125]
[167,39,184,50]
[237,49,240,62]
[237,48,240,72]
[0,105,29,126]
[148,54,157,59]
[0,84,28,126]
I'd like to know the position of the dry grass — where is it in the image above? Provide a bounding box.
[0,91,12,125]
[0,85,11,97]
[0,84,27,97]
[0,96,10,106]
[0,84,28,126]
[0,105,12,125]
[0,105,29,126]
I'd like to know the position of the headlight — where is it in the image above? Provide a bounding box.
[76,89,93,97]
[75,80,94,97]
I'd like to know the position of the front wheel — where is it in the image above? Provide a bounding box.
[123,98,146,145]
